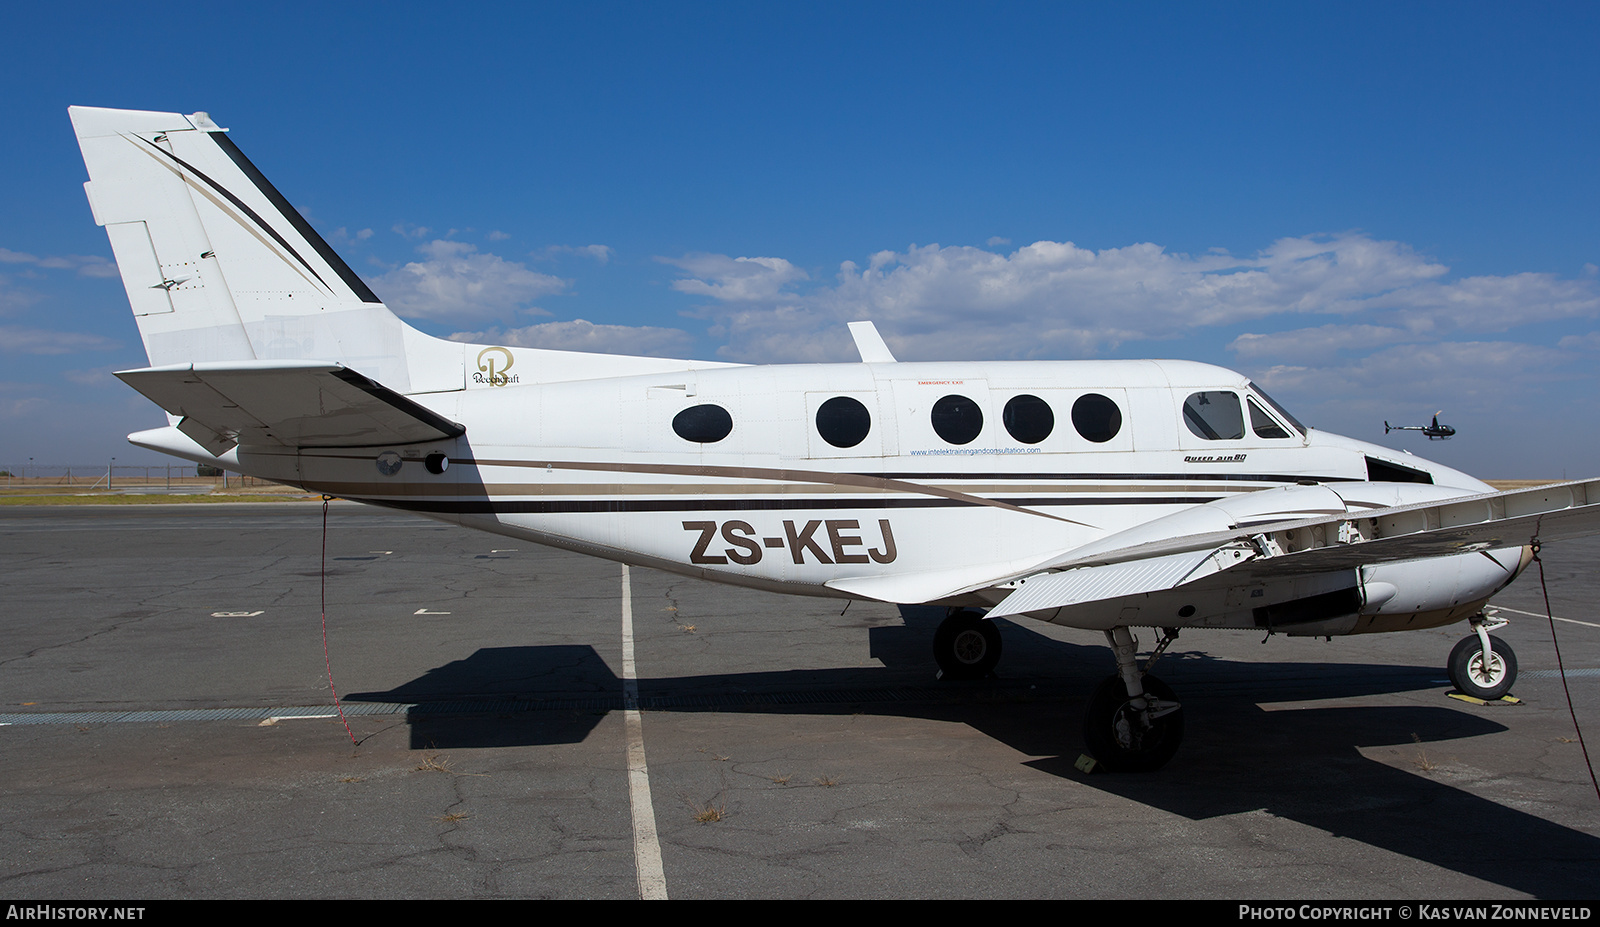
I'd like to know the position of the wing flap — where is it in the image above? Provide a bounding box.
[825,551,1071,604]
[985,549,1223,618]
[117,361,465,450]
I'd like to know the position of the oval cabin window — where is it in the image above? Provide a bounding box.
[816,396,872,448]
[1002,394,1054,444]
[931,394,984,445]
[1071,393,1123,443]
[672,404,734,443]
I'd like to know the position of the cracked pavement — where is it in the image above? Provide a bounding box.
[1,503,1597,898]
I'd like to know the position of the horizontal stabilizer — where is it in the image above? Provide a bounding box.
[116,361,464,452]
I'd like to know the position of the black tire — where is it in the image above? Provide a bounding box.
[933,610,1002,680]
[1448,634,1517,700]
[1082,673,1184,773]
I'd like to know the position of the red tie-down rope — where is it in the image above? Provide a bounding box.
[321,496,357,746]
[1531,537,1598,802]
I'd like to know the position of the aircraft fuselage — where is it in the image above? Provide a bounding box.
[146,355,1510,629]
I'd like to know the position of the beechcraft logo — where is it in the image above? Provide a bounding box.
[474,346,519,386]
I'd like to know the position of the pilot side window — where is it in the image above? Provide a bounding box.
[1248,398,1291,439]
[931,394,983,445]
[1182,391,1244,440]
[672,403,734,443]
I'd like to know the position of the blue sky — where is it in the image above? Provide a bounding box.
[2,2,1597,477]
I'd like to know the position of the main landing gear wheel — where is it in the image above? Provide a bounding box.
[933,610,1002,680]
[1448,633,1517,700]
[1082,674,1184,773]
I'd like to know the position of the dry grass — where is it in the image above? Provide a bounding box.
[1411,733,1437,772]
[441,811,469,823]
[814,775,838,787]
[769,773,791,785]
[415,752,454,773]
[688,795,726,824]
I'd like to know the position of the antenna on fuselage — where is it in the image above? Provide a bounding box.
[848,321,897,363]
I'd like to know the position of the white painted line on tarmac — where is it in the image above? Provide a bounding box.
[1493,605,1600,629]
[621,563,668,900]
[259,714,337,726]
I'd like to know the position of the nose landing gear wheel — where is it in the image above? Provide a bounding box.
[933,610,1002,680]
[1448,634,1517,700]
[1082,674,1184,772]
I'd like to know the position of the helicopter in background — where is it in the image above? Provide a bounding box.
[1386,412,1456,440]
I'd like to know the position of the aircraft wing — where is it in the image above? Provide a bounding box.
[986,479,1600,618]
[116,361,465,454]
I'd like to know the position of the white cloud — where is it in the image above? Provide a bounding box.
[662,253,808,303]
[1251,340,1583,452]
[1254,341,1574,404]
[0,326,120,354]
[1228,324,1415,362]
[657,234,1600,364]
[0,247,118,278]
[370,240,568,323]
[1345,272,1600,334]
[0,276,37,315]
[449,319,696,358]
[543,244,613,263]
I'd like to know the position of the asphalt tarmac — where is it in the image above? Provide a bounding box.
[1,503,1597,900]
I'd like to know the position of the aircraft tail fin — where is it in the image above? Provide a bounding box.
[71,106,462,393]
[73,106,741,399]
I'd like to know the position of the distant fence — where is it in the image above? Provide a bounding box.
[0,464,278,490]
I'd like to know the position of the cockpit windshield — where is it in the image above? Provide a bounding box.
[1246,382,1306,437]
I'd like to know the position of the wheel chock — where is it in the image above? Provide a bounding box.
[1447,692,1521,705]
[1074,754,1099,773]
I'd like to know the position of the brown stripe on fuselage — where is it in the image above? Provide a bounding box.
[300,455,1111,525]
[457,457,1100,525]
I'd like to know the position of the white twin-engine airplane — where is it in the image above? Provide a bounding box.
[71,105,1600,771]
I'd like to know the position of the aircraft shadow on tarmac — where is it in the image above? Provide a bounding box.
[345,606,1600,897]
